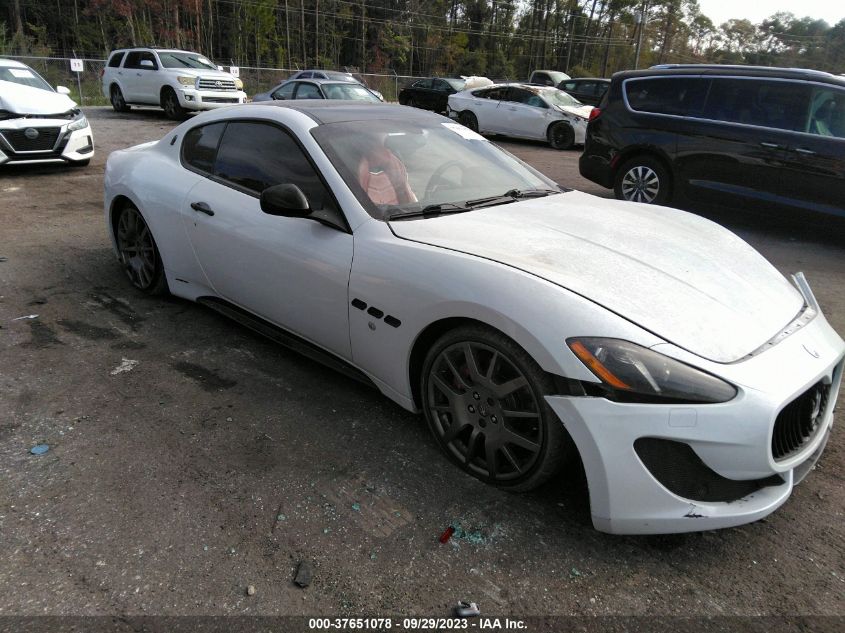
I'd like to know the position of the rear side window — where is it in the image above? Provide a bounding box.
[702,79,810,131]
[807,87,845,138]
[213,122,337,212]
[182,122,225,173]
[107,52,125,68]
[124,51,157,70]
[625,77,708,116]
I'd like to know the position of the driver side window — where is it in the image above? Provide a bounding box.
[273,82,296,100]
[212,121,337,213]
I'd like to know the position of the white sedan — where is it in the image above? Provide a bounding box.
[0,58,94,166]
[104,102,844,535]
[447,83,594,149]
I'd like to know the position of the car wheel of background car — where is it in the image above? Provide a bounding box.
[115,203,169,295]
[161,88,186,120]
[614,155,672,205]
[421,324,573,492]
[458,111,479,133]
[110,85,130,112]
[548,122,575,150]
[407,97,417,108]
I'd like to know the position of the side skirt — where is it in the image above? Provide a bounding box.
[196,296,377,389]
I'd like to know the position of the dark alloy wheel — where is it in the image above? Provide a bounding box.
[459,111,479,133]
[421,325,572,491]
[407,97,417,108]
[548,122,575,150]
[614,155,672,205]
[110,85,130,112]
[115,204,168,295]
[162,89,186,120]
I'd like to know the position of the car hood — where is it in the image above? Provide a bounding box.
[171,68,236,80]
[557,104,593,119]
[0,80,76,115]
[389,191,804,363]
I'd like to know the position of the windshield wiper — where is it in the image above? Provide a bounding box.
[464,188,561,209]
[387,202,469,221]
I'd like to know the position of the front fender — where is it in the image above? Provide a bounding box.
[348,221,664,410]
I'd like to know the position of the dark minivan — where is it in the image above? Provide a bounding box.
[579,65,845,217]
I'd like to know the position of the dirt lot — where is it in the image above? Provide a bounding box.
[1,107,844,628]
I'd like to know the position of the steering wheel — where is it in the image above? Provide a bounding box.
[424,160,467,199]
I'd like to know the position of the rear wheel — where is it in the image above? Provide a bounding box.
[458,111,479,133]
[115,203,169,295]
[161,88,186,120]
[614,155,672,205]
[421,325,573,491]
[110,85,130,112]
[548,122,575,150]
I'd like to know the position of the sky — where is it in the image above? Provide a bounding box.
[696,0,844,27]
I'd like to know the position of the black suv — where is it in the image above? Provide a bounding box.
[579,65,845,218]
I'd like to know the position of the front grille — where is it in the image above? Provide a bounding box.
[772,381,831,461]
[635,438,783,502]
[1,127,60,152]
[197,78,237,91]
[201,97,239,103]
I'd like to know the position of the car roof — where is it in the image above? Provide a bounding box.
[0,58,28,69]
[243,101,442,124]
[281,78,369,87]
[565,77,611,83]
[615,65,845,87]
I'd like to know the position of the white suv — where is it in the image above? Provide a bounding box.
[101,48,246,119]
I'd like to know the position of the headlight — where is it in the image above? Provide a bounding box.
[67,112,88,132]
[177,75,196,87]
[567,337,737,404]
[235,78,244,90]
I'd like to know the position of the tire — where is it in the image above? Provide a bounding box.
[161,88,186,120]
[114,203,169,296]
[420,324,574,492]
[614,155,672,205]
[407,97,417,108]
[458,111,479,133]
[548,122,575,150]
[110,85,130,113]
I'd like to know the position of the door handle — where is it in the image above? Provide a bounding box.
[793,147,817,156]
[190,201,215,216]
[759,142,782,149]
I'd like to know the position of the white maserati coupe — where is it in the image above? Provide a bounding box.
[104,102,844,535]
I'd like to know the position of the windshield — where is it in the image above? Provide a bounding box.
[445,78,466,91]
[158,52,217,70]
[0,65,53,91]
[543,88,583,107]
[321,83,380,101]
[312,119,559,220]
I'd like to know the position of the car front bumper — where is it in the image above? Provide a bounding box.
[547,302,845,535]
[0,117,94,165]
[178,88,247,110]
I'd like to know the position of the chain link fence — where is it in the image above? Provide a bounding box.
[3,56,426,105]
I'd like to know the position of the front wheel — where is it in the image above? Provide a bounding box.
[458,111,478,133]
[548,122,575,150]
[421,325,573,491]
[115,203,169,295]
[161,88,186,120]
[613,155,672,205]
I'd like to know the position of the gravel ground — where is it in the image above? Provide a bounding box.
[0,107,844,627]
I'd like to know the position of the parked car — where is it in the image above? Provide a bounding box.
[558,78,610,106]
[528,69,571,86]
[252,79,381,102]
[448,83,593,149]
[104,101,844,535]
[399,77,466,113]
[0,58,94,166]
[101,47,247,120]
[287,70,384,101]
[580,65,845,216]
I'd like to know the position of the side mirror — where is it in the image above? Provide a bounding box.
[260,184,311,217]
[56,86,71,95]
[273,93,286,100]
[140,59,155,69]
